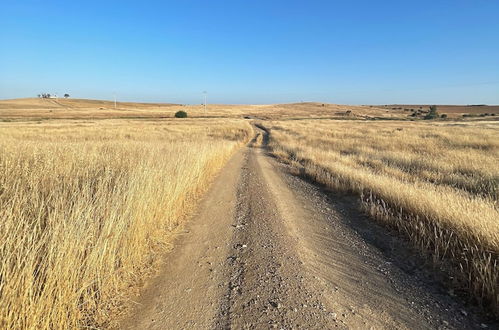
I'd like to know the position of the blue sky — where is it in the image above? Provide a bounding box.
[1,0,498,104]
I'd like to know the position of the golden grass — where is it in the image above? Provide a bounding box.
[0,98,405,121]
[264,119,499,314]
[0,118,252,329]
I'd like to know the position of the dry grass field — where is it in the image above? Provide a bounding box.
[0,118,252,329]
[378,104,499,119]
[4,98,496,122]
[1,98,498,328]
[264,119,499,314]
[0,98,402,121]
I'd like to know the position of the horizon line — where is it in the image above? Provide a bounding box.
[0,97,497,107]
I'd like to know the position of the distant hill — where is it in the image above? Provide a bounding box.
[377,104,499,118]
[0,97,180,110]
[1,98,497,121]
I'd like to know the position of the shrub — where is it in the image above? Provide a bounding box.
[440,114,447,119]
[424,105,439,120]
[174,111,188,118]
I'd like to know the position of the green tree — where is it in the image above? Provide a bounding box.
[174,110,187,118]
[424,105,439,120]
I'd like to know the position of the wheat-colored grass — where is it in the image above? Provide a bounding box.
[0,98,406,121]
[265,119,499,314]
[0,118,252,329]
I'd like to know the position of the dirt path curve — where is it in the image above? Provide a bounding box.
[120,126,483,329]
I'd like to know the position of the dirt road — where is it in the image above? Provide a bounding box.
[121,128,484,329]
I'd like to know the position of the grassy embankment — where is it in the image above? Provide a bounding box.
[265,120,499,315]
[0,118,252,329]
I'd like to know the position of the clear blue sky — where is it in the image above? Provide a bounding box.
[1,0,498,104]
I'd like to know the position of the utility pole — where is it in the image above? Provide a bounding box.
[203,91,207,112]
[114,93,117,109]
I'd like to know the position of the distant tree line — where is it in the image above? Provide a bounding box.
[37,93,70,98]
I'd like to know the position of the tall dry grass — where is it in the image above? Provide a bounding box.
[0,119,252,329]
[264,119,499,315]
